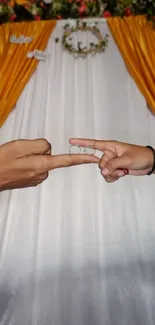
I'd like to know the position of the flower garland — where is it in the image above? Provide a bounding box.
[0,0,155,24]
[57,21,108,56]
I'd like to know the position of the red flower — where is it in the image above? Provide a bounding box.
[68,0,73,3]
[124,7,132,16]
[57,15,62,19]
[103,10,111,18]
[34,15,41,20]
[24,3,32,9]
[10,14,16,21]
[40,2,46,8]
[78,4,87,14]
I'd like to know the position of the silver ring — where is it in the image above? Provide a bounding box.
[84,146,95,155]
[69,145,81,154]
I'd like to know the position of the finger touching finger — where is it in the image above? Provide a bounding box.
[43,154,100,171]
[69,138,110,152]
[99,150,116,170]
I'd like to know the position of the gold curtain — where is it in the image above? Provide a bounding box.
[0,20,56,126]
[108,15,155,114]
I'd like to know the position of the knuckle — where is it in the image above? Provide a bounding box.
[36,156,50,172]
[33,156,48,172]
[29,158,46,177]
[105,177,111,183]
[106,178,113,183]
[66,156,73,167]
[39,172,48,181]
[38,138,51,151]
[103,175,117,183]
[101,174,109,182]
[89,139,96,149]
[29,170,37,178]
[107,161,113,170]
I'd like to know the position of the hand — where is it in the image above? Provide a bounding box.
[0,139,100,191]
[70,138,154,183]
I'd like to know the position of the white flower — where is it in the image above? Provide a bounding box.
[27,50,49,61]
[31,5,38,15]
[27,51,34,58]
[43,0,53,4]
[0,5,3,13]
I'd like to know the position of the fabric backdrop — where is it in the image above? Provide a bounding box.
[0,19,155,325]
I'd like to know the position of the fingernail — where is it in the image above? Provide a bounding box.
[102,168,109,176]
[123,168,129,175]
[117,172,124,177]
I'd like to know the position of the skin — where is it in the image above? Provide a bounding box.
[70,138,154,183]
[0,138,100,191]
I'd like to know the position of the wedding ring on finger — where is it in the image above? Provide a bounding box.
[84,146,96,155]
[69,145,95,155]
[69,145,81,154]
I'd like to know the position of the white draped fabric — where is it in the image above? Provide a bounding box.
[0,20,155,325]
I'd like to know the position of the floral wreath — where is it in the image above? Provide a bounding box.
[57,21,109,57]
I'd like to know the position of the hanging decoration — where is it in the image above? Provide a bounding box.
[0,20,56,126]
[43,0,53,4]
[10,34,33,43]
[57,21,109,57]
[27,49,49,60]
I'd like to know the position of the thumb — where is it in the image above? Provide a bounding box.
[101,155,129,176]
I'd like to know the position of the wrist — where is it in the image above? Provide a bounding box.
[145,146,155,175]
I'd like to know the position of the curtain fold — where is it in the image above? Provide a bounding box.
[0,20,56,126]
[108,15,155,114]
[0,20,155,325]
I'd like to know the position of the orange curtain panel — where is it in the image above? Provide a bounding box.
[108,16,155,114]
[0,20,56,126]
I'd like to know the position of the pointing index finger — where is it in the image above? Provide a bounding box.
[69,138,108,152]
[43,153,100,171]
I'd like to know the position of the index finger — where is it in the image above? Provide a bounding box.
[69,138,108,152]
[43,153,100,171]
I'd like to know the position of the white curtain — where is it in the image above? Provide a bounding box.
[0,20,155,325]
